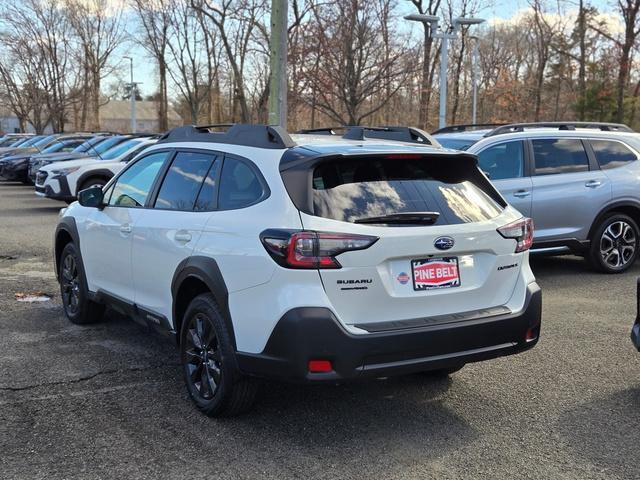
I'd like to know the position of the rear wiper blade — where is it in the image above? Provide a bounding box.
[354,212,440,225]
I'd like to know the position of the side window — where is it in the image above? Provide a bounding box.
[532,138,589,175]
[155,151,217,211]
[218,157,267,210]
[477,141,524,180]
[591,140,637,169]
[108,152,168,207]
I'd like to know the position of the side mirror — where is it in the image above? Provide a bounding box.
[78,186,104,208]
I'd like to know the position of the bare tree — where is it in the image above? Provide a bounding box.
[408,0,442,129]
[614,0,640,122]
[166,0,207,123]
[304,0,411,125]
[131,0,172,131]
[191,0,269,122]
[67,0,125,130]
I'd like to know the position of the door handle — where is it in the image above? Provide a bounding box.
[120,224,132,234]
[585,180,602,188]
[513,190,531,198]
[174,231,192,243]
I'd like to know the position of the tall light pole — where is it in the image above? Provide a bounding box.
[405,14,485,129]
[470,35,480,124]
[268,0,288,127]
[123,56,137,133]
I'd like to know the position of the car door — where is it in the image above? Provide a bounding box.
[475,140,532,217]
[131,150,221,323]
[81,151,168,300]
[530,137,612,242]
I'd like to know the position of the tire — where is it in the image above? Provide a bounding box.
[180,293,258,417]
[79,177,107,193]
[58,243,105,324]
[588,213,640,273]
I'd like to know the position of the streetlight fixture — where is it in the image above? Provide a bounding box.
[123,56,137,133]
[405,14,485,129]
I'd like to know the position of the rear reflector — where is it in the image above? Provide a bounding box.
[525,327,538,342]
[308,360,333,373]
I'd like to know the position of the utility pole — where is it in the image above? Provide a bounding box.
[123,56,137,133]
[268,0,288,127]
[471,36,479,124]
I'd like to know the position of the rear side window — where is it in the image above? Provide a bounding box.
[218,157,266,210]
[591,140,637,169]
[477,141,524,180]
[155,151,217,211]
[311,157,503,225]
[533,139,589,175]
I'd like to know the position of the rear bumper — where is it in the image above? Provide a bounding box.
[237,282,542,382]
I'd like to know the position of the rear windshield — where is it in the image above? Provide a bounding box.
[312,157,503,225]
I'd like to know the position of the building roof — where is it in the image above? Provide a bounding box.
[99,100,182,123]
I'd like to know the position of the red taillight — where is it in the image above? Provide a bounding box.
[261,230,378,269]
[497,217,534,253]
[308,360,332,373]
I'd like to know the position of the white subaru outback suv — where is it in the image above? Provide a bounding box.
[54,124,542,416]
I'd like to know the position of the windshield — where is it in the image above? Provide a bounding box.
[101,139,143,160]
[73,136,106,153]
[311,156,503,225]
[91,136,128,156]
[1,137,25,147]
[33,135,57,149]
[435,137,478,151]
[18,136,43,147]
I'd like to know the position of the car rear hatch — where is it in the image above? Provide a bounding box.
[279,149,528,330]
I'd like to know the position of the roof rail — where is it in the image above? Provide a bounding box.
[485,121,634,137]
[297,125,436,145]
[431,123,506,135]
[158,124,295,149]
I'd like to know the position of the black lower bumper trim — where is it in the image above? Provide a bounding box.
[43,182,74,202]
[632,323,640,351]
[236,282,542,382]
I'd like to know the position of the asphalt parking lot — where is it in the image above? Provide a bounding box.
[1,182,639,480]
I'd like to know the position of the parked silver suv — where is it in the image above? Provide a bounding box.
[434,122,640,273]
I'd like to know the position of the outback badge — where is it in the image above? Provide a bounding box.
[434,236,455,250]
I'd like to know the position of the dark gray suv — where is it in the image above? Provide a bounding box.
[435,122,640,273]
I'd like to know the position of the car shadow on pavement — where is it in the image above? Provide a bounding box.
[556,386,640,479]
[529,255,592,275]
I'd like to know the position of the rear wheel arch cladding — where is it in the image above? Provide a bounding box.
[171,256,237,350]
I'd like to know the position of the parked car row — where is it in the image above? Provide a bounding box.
[0,132,159,203]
